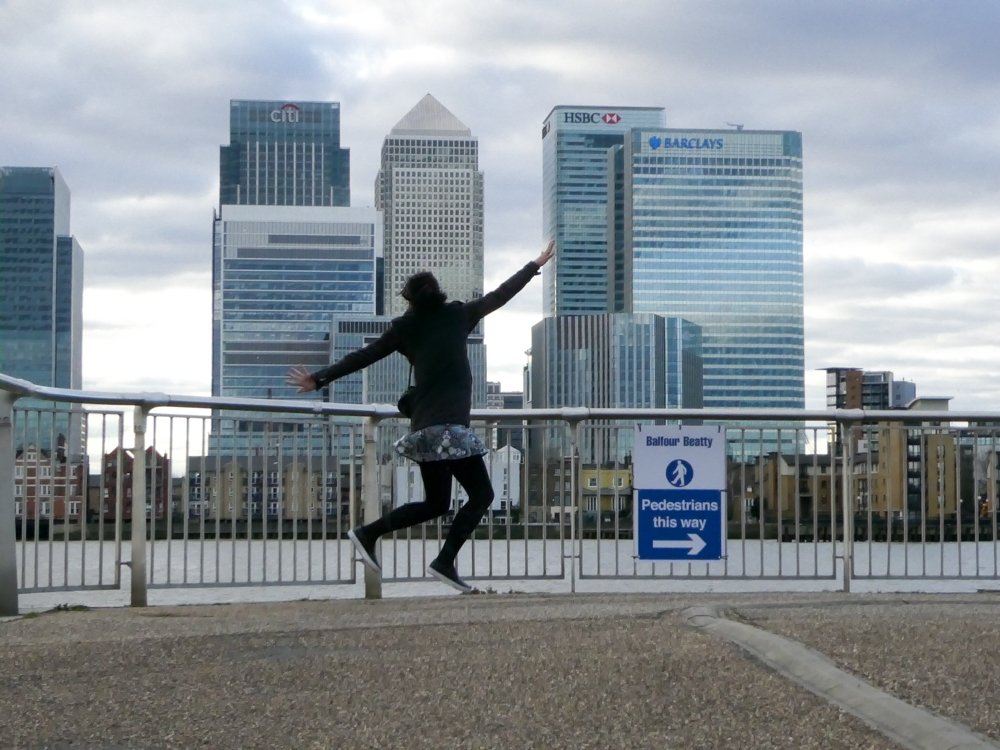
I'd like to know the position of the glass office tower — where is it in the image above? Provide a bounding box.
[622,128,804,409]
[528,314,701,410]
[0,167,84,451]
[220,100,350,207]
[0,167,83,390]
[527,313,702,462]
[211,205,380,402]
[541,106,665,316]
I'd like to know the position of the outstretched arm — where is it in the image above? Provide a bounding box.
[464,241,555,324]
[286,324,401,393]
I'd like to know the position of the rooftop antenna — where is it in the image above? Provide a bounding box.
[726,122,744,131]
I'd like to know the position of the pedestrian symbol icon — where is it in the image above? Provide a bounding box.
[666,459,693,487]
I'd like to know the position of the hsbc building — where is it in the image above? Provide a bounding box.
[541,105,665,316]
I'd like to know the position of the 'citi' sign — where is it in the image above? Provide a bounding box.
[270,103,300,123]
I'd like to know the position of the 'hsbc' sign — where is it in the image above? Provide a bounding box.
[270,103,300,123]
[562,111,621,125]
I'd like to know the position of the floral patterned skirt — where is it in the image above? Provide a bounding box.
[394,424,487,463]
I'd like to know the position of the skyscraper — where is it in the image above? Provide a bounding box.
[211,205,380,402]
[371,94,487,407]
[375,94,483,317]
[527,312,702,463]
[621,128,804,409]
[0,167,84,453]
[541,106,666,316]
[0,167,83,392]
[528,314,702,411]
[220,100,350,207]
[212,99,382,409]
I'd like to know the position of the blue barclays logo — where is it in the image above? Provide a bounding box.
[649,136,723,150]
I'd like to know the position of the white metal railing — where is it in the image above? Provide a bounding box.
[4,372,1000,614]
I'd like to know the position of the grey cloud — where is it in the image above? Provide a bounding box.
[806,258,956,301]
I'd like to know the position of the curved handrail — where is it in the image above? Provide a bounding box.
[2,372,997,424]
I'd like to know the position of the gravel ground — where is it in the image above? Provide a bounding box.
[736,595,1000,743]
[0,594,898,750]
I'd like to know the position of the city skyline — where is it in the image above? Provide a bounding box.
[1,1,998,410]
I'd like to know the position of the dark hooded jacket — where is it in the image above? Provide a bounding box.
[311,261,539,432]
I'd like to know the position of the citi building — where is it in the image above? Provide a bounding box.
[212,100,379,409]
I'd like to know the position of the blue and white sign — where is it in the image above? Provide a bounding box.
[633,425,726,561]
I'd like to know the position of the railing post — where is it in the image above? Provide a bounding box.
[0,390,19,616]
[131,405,150,607]
[569,419,581,594]
[841,420,854,593]
[362,416,381,600]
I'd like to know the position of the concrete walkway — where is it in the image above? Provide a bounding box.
[2,593,998,749]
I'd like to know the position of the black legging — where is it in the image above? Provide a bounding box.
[363,455,494,565]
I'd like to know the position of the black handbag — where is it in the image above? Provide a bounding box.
[397,365,415,418]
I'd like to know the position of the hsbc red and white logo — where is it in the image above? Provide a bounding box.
[270,103,300,123]
[562,111,623,125]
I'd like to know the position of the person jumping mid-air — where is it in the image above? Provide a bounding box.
[286,241,554,593]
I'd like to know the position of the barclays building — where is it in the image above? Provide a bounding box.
[620,129,804,409]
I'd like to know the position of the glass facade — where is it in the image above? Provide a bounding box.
[375,95,483,318]
[211,205,380,402]
[0,167,83,391]
[220,100,350,207]
[624,128,804,409]
[541,106,666,316]
[528,313,702,410]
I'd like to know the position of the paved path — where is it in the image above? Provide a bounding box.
[0,593,996,749]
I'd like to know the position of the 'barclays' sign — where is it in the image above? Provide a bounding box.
[649,136,723,150]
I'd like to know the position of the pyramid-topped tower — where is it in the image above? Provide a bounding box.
[391,94,472,137]
[374,94,486,406]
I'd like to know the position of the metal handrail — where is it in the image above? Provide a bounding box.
[3,373,996,424]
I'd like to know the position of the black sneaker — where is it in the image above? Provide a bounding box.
[348,527,381,573]
[428,558,472,594]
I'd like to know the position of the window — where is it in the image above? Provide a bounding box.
[40,466,52,478]
[615,477,625,488]
[586,497,598,512]
[15,502,23,516]
[14,485,22,497]
[268,501,280,516]
[40,485,51,497]
[587,477,598,488]
[40,501,51,516]
[69,501,80,517]
[14,466,22,479]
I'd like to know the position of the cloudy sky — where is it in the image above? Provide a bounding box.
[2,0,998,410]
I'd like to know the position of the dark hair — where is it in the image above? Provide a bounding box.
[401,271,447,310]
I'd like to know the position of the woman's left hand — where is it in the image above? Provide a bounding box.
[285,365,318,393]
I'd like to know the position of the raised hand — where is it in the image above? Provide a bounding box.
[285,365,318,393]
[534,240,555,267]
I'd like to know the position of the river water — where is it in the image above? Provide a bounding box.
[13,537,1000,611]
